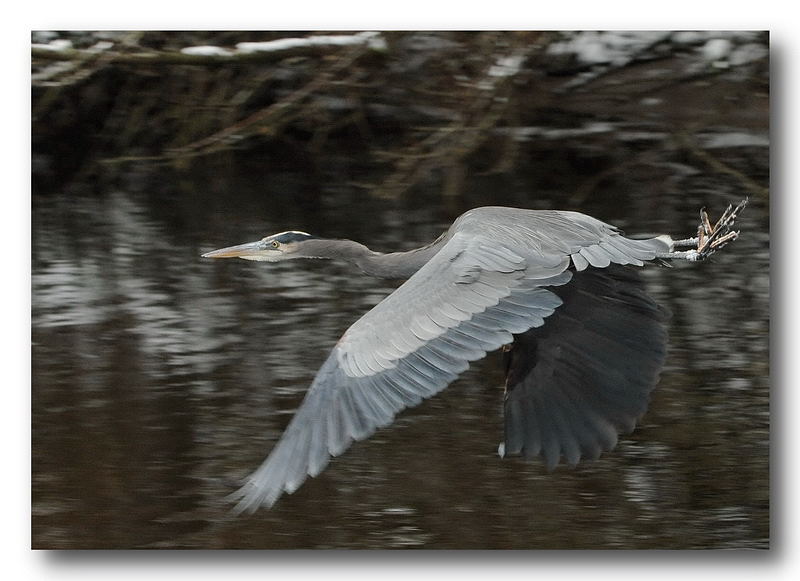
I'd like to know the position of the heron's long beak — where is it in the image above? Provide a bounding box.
[202,240,265,259]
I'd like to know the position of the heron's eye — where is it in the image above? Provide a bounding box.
[271,241,280,248]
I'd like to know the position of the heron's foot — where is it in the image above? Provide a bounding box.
[695,198,747,259]
[659,198,747,261]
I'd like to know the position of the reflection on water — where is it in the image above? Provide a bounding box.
[32,156,769,549]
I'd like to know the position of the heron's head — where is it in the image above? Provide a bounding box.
[202,231,319,262]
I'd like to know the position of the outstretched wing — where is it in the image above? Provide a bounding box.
[229,209,670,512]
[501,264,668,468]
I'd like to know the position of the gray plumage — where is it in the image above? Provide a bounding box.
[202,206,693,513]
[502,264,668,469]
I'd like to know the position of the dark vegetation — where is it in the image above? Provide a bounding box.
[32,31,769,204]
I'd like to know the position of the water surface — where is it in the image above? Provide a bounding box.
[31,156,769,549]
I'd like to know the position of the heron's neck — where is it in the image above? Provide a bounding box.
[300,236,447,279]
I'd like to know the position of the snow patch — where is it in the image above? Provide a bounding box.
[181,45,234,57]
[32,39,73,52]
[488,54,526,78]
[237,31,385,54]
[547,31,669,65]
[701,38,732,62]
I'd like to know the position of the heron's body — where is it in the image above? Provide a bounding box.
[203,203,744,512]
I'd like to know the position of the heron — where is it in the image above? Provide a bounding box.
[202,201,746,513]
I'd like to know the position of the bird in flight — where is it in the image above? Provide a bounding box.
[203,201,746,513]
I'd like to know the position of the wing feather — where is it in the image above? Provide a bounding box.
[229,253,570,510]
[502,264,668,468]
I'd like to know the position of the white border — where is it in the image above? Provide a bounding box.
[8,2,793,579]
